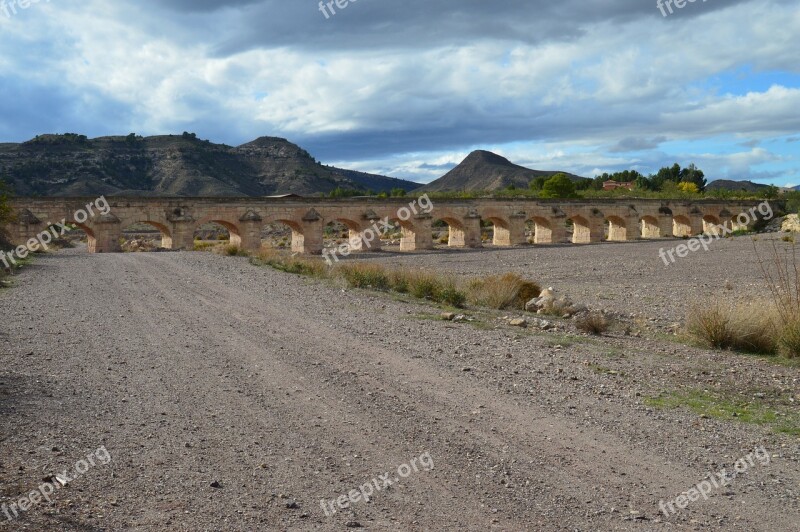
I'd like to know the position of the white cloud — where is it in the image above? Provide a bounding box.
[0,0,797,185]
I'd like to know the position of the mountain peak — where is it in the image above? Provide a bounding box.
[419,151,585,192]
[239,136,293,148]
[463,150,515,166]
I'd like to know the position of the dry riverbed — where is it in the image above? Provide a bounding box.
[1,235,799,531]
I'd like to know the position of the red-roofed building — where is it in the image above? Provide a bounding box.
[603,180,635,191]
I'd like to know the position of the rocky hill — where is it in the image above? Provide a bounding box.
[418,150,586,192]
[0,133,421,197]
[705,179,770,192]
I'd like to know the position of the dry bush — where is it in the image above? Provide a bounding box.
[338,263,390,291]
[222,244,248,257]
[404,270,466,307]
[756,239,800,358]
[388,269,410,293]
[194,241,216,251]
[686,301,779,355]
[467,273,541,310]
[779,318,800,359]
[255,249,327,277]
[575,312,610,335]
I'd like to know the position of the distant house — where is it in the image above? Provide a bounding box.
[603,180,635,191]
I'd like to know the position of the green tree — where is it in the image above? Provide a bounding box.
[634,173,653,190]
[390,188,407,197]
[679,163,707,191]
[651,163,682,191]
[540,173,577,198]
[529,177,547,191]
[761,185,780,199]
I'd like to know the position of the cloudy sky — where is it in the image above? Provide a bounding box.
[1,0,799,186]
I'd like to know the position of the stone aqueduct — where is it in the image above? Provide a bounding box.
[4,197,771,254]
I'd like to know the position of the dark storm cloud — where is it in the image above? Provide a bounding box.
[135,0,760,53]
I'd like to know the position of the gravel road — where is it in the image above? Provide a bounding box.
[1,241,799,531]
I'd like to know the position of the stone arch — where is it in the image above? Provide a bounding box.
[605,215,628,242]
[640,215,661,238]
[673,215,692,237]
[569,215,591,244]
[387,216,433,252]
[195,219,242,247]
[485,216,513,246]
[122,221,173,250]
[730,210,753,231]
[702,214,722,235]
[429,216,462,247]
[262,218,307,253]
[529,216,555,244]
[68,222,99,253]
[325,217,381,253]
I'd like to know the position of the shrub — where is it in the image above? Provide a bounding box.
[223,244,248,257]
[194,241,217,251]
[438,281,467,308]
[338,263,390,291]
[408,272,442,300]
[402,270,467,307]
[389,269,410,293]
[779,317,800,359]
[255,249,326,277]
[467,273,541,310]
[686,302,778,355]
[575,312,610,335]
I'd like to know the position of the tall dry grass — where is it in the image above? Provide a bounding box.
[467,273,541,310]
[687,301,779,355]
[757,240,800,358]
[252,249,544,312]
[688,239,800,358]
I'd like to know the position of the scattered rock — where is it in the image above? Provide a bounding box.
[210,481,222,489]
[509,318,527,327]
[782,214,800,233]
[526,294,554,313]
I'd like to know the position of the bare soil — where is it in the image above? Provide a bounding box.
[1,234,799,531]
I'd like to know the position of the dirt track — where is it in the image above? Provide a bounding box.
[1,244,799,531]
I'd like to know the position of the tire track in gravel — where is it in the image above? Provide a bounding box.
[103,252,796,531]
[3,250,798,531]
